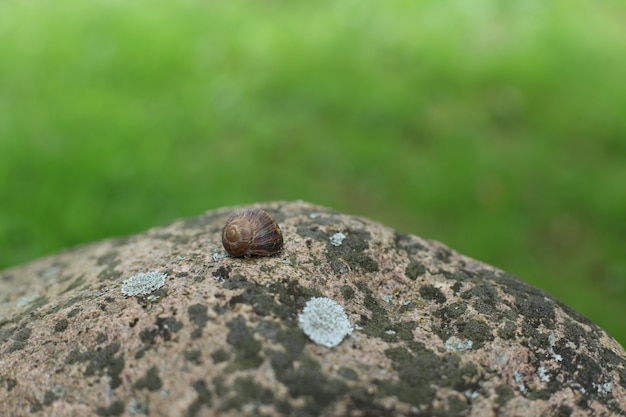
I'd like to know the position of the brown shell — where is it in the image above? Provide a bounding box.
[221,208,283,257]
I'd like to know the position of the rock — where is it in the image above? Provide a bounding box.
[0,201,624,417]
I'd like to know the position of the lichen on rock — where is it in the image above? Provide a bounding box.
[298,297,353,348]
[0,201,625,417]
[121,271,167,296]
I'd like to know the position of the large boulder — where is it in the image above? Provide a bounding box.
[1,201,624,416]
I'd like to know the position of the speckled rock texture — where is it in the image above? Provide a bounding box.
[1,201,625,417]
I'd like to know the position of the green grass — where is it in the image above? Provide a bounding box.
[1,0,625,347]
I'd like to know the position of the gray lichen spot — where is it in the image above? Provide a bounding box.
[121,272,167,297]
[338,367,358,380]
[51,384,66,397]
[188,303,210,339]
[226,316,263,370]
[298,297,353,348]
[4,327,32,353]
[340,285,355,301]
[184,349,202,364]
[54,319,69,333]
[355,282,395,340]
[453,318,494,349]
[419,285,446,304]
[62,275,86,293]
[219,377,276,412]
[329,232,347,246]
[495,384,515,407]
[592,381,613,396]
[498,320,517,340]
[97,251,120,267]
[42,390,56,406]
[325,229,379,273]
[38,265,62,281]
[128,399,149,415]
[211,349,230,364]
[187,380,212,415]
[5,377,17,391]
[43,384,65,406]
[17,295,40,308]
[436,302,467,320]
[70,342,125,390]
[98,266,121,282]
[96,332,108,344]
[268,350,348,412]
[381,345,455,405]
[135,317,182,359]
[95,400,125,416]
[444,337,474,352]
[13,327,32,342]
[134,366,162,392]
[405,260,426,280]
[538,366,550,382]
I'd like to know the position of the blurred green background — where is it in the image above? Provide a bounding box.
[0,0,624,347]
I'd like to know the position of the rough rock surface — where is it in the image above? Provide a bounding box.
[1,201,625,417]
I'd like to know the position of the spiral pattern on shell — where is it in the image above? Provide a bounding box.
[221,208,283,257]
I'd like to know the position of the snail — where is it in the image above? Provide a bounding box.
[221,208,283,257]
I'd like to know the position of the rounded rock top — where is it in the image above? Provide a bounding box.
[0,201,624,417]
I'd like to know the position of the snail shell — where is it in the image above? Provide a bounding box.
[221,208,283,257]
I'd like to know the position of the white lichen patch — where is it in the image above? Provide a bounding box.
[538,366,550,382]
[128,398,149,415]
[329,232,347,246]
[16,294,40,307]
[298,297,353,348]
[547,333,563,361]
[121,271,167,296]
[548,334,557,347]
[514,370,527,393]
[592,382,613,396]
[465,390,479,400]
[444,337,474,352]
[51,384,66,397]
[212,251,228,261]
